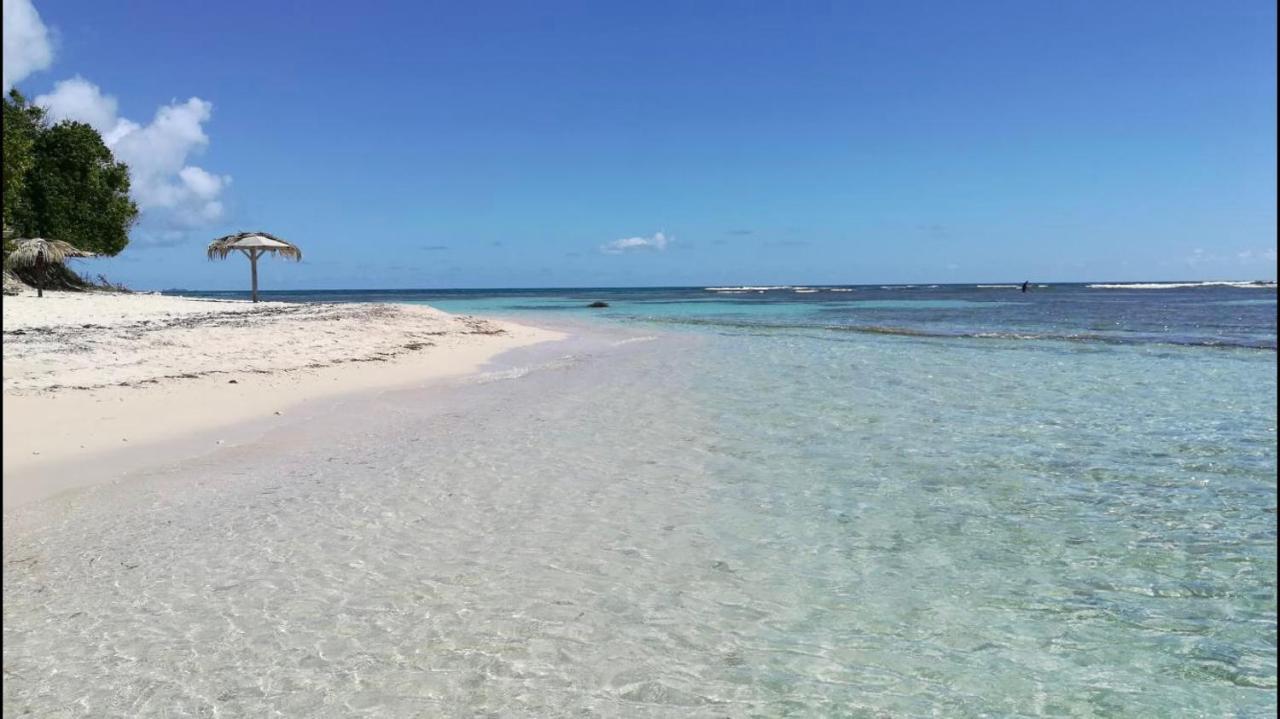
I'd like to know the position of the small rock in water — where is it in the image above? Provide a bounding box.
[588,301,609,308]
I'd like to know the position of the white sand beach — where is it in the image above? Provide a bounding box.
[2,291,563,506]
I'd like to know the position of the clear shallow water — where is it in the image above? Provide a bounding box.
[5,284,1276,716]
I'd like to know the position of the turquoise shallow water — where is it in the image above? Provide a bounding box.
[684,329,1276,714]
[5,284,1276,716]
[176,281,1277,349]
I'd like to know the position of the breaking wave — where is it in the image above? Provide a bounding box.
[1088,281,1277,290]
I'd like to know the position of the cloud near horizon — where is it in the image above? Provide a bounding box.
[1175,246,1279,274]
[1236,247,1278,263]
[600,231,672,254]
[2,0,53,92]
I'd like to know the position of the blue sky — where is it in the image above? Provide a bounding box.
[6,0,1276,288]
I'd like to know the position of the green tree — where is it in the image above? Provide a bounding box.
[2,90,45,240]
[26,120,138,256]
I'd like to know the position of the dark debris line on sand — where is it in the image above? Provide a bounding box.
[3,303,506,394]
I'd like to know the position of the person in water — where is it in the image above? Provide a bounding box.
[1021,281,1029,293]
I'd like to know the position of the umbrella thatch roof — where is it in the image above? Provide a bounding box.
[4,237,95,268]
[207,232,302,261]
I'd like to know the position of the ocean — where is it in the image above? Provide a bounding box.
[178,280,1279,350]
[5,282,1276,715]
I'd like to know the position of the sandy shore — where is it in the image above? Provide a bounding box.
[2,291,563,506]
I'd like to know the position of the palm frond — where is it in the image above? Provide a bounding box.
[3,238,95,270]
[207,231,303,261]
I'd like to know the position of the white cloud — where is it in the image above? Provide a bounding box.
[5,2,229,245]
[1184,248,1206,267]
[1237,248,1278,263]
[601,232,672,254]
[2,0,54,92]
[36,77,231,233]
[32,75,117,130]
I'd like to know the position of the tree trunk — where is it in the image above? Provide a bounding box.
[36,255,44,298]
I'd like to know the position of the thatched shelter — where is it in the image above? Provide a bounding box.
[207,231,302,302]
[3,238,95,297]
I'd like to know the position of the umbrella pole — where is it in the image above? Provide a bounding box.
[250,249,260,303]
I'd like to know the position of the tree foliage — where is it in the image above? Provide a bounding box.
[27,121,138,256]
[2,90,43,241]
[1,90,138,257]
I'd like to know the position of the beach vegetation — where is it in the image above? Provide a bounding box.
[2,90,138,258]
[2,91,43,237]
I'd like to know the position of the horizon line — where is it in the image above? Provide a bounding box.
[154,278,1278,293]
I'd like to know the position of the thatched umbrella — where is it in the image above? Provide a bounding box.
[3,237,95,297]
[207,231,302,303]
